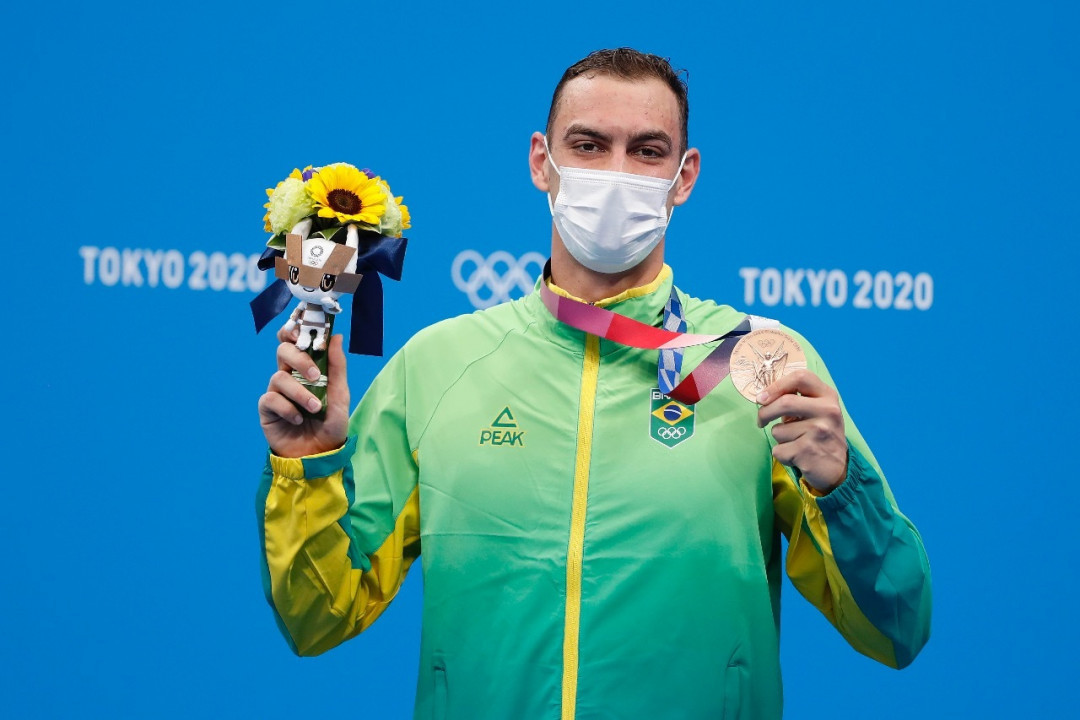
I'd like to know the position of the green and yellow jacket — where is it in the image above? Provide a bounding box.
[257,266,932,720]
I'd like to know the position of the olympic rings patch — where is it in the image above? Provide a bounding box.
[451,250,546,309]
[650,388,695,448]
[656,426,687,440]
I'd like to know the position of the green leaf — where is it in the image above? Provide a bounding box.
[317,226,341,242]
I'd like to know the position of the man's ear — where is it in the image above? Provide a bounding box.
[672,148,701,206]
[529,131,552,192]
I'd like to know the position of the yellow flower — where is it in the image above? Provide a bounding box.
[307,163,386,226]
[396,196,411,230]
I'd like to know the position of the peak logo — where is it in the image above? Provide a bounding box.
[479,407,526,447]
[452,250,545,309]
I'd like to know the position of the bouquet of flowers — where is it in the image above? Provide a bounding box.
[250,162,410,414]
[262,163,410,248]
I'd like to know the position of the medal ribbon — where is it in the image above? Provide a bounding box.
[539,275,750,405]
[658,290,686,394]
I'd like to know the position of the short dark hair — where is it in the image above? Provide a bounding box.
[546,48,689,153]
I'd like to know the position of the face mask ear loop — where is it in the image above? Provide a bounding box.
[544,135,562,216]
[671,151,688,188]
[665,151,689,222]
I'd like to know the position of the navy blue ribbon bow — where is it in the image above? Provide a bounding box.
[249,229,408,356]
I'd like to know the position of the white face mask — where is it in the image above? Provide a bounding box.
[546,137,687,274]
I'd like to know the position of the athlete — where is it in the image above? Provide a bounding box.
[257,48,932,719]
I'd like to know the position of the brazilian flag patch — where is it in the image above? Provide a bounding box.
[649,388,695,448]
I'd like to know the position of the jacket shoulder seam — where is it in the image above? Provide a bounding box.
[411,317,540,449]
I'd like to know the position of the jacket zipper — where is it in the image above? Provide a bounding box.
[562,332,600,720]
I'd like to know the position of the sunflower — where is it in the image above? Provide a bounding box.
[396,196,411,230]
[307,163,387,226]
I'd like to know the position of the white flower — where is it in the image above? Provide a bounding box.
[375,179,404,237]
[266,177,315,234]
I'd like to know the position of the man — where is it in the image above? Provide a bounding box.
[257,48,932,719]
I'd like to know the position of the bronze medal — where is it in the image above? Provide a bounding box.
[729,329,808,402]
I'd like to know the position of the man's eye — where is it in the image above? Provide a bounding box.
[636,146,662,158]
[575,142,600,153]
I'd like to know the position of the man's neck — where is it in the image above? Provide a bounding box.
[548,241,665,303]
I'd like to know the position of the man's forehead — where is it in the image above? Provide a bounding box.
[552,74,680,137]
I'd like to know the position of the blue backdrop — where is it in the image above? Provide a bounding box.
[5,1,1077,717]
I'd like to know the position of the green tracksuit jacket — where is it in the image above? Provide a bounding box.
[257,266,932,720]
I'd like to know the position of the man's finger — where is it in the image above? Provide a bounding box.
[769,418,809,444]
[277,323,300,344]
[756,369,835,405]
[268,369,323,414]
[325,334,350,410]
[277,342,321,381]
[770,439,801,469]
[757,393,825,427]
[258,391,305,427]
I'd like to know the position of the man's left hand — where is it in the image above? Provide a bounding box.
[756,370,848,493]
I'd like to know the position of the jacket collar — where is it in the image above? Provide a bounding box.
[528,264,675,353]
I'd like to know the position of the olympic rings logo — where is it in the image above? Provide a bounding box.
[656,426,687,440]
[451,250,546,309]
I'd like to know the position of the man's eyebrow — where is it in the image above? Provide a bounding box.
[631,130,674,149]
[562,124,613,143]
[562,124,673,150]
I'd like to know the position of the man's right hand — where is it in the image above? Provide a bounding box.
[258,326,350,458]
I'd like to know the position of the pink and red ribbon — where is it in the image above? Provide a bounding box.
[539,278,749,405]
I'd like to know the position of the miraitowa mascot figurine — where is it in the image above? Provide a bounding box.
[250,163,409,416]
